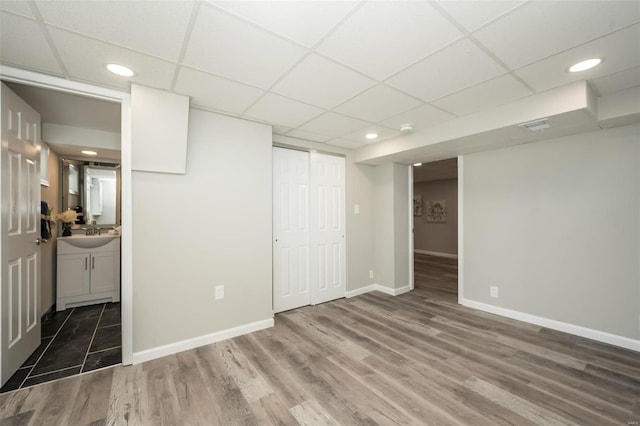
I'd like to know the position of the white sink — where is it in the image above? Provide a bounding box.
[58,234,120,249]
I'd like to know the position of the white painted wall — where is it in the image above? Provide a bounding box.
[98,179,116,224]
[393,163,410,289]
[462,124,640,341]
[42,122,120,150]
[132,109,272,352]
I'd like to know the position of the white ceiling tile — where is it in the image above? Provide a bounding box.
[387,38,505,102]
[0,1,35,18]
[591,66,640,96]
[0,12,62,75]
[317,1,462,80]
[36,0,193,62]
[381,104,456,131]
[474,0,640,69]
[48,28,176,90]
[183,4,307,89]
[515,24,640,93]
[244,93,323,128]
[298,112,369,137]
[272,54,375,109]
[286,129,332,143]
[436,0,526,32]
[343,125,401,144]
[174,67,264,114]
[432,74,532,116]
[334,84,423,122]
[272,125,292,135]
[211,1,358,48]
[326,139,366,150]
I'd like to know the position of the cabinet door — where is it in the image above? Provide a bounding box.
[90,252,118,293]
[58,254,90,298]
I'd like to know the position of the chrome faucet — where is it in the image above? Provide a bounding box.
[85,220,101,236]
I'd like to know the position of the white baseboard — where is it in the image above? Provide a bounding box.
[132,318,274,364]
[346,284,411,298]
[460,298,640,352]
[414,249,458,259]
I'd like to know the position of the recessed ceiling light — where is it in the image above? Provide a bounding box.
[106,63,135,77]
[569,58,601,73]
[82,150,98,156]
[365,133,378,140]
[413,163,422,167]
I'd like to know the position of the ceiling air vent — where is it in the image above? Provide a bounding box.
[519,118,550,132]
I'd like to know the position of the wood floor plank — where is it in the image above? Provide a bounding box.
[1,253,637,425]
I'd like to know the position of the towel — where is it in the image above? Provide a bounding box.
[40,201,51,240]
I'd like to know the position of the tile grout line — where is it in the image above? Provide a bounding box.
[25,365,82,380]
[17,308,76,389]
[80,304,106,374]
[87,345,122,356]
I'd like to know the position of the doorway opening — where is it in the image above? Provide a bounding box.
[411,158,459,302]
[0,69,132,392]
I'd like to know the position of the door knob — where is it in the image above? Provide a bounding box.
[34,238,47,245]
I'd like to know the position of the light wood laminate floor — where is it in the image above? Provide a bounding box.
[1,254,638,425]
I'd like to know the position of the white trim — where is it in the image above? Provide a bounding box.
[457,155,464,304]
[414,249,458,259]
[0,65,134,365]
[346,284,410,298]
[408,166,414,291]
[132,318,274,364]
[460,298,640,352]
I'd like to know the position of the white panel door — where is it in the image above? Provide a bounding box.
[1,83,42,385]
[273,148,310,313]
[310,153,346,305]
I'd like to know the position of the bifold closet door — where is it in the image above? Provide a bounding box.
[309,152,346,305]
[273,148,346,313]
[273,148,310,313]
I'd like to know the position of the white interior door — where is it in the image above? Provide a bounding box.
[310,153,346,305]
[1,83,42,385]
[273,148,310,313]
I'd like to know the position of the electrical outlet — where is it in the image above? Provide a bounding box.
[354,204,360,214]
[215,285,224,300]
[490,286,499,298]
[369,270,374,279]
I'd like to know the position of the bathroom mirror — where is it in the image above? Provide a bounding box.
[60,158,121,226]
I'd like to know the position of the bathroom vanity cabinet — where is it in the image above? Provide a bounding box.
[56,236,120,311]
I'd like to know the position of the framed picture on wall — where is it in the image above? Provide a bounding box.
[426,199,447,222]
[413,195,423,216]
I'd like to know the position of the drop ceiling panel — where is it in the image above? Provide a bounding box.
[36,1,193,62]
[317,1,462,80]
[285,129,332,143]
[515,24,640,92]
[174,67,264,114]
[211,1,358,48]
[474,0,640,69]
[432,74,533,117]
[334,84,423,123]
[0,12,63,75]
[343,125,401,144]
[387,39,505,102]
[244,93,323,128]
[326,139,366,150]
[299,112,369,137]
[0,1,35,18]
[381,104,455,131]
[48,28,176,90]
[591,66,640,96]
[435,0,526,32]
[272,54,375,109]
[183,4,306,89]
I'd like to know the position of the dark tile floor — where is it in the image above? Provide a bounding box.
[1,302,121,393]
